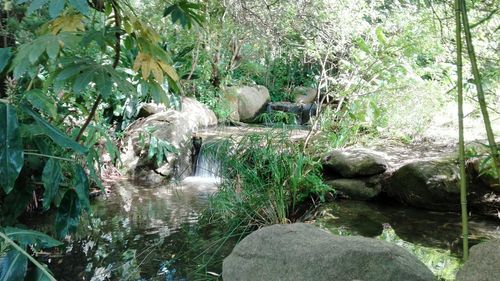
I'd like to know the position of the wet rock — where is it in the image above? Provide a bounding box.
[326,176,382,200]
[456,239,500,281]
[223,223,434,281]
[224,85,270,122]
[386,160,461,211]
[323,149,389,178]
[121,98,217,183]
[267,102,317,125]
[293,86,316,104]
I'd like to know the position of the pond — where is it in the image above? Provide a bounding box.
[32,179,499,280]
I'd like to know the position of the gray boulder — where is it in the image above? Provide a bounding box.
[386,160,461,211]
[456,239,500,281]
[225,85,270,122]
[120,98,217,183]
[326,176,382,200]
[223,223,435,281]
[293,86,317,104]
[323,149,389,178]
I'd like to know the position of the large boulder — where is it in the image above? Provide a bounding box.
[385,160,460,211]
[120,98,217,183]
[456,239,500,281]
[326,176,382,200]
[223,223,435,281]
[323,149,389,178]
[293,86,317,104]
[267,102,317,125]
[225,85,270,122]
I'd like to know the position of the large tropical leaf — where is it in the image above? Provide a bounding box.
[55,190,81,238]
[42,158,62,210]
[4,227,62,248]
[1,185,35,225]
[0,48,12,73]
[19,0,89,17]
[0,103,24,194]
[163,0,204,29]
[24,89,58,120]
[0,249,28,281]
[11,33,81,78]
[73,165,90,211]
[22,106,87,154]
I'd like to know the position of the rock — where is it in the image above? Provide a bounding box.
[326,176,382,200]
[267,102,317,124]
[469,158,500,192]
[121,97,217,183]
[386,160,461,211]
[225,85,270,122]
[456,239,500,281]
[293,86,317,104]
[137,103,167,118]
[223,223,435,281]
[323,149,389,178]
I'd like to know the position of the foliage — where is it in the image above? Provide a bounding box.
[138,126,179,167]
[203,131,331,229]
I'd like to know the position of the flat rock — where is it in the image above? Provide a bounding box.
[326,176,382,200]
[223,223,435,281]
[323,149,389,178]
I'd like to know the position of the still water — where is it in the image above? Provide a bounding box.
[32,180,499,281]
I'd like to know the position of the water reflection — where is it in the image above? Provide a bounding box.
[47,177,218,281]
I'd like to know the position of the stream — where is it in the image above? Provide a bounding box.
[33,178,499,281]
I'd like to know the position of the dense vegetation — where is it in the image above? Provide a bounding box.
[0,0,498,280]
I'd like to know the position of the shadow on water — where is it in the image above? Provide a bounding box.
[317,199,500,280]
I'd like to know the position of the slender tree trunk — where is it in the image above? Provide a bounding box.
[460,0,500,183]
[455,0,468,261]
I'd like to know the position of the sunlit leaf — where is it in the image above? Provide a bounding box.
[0,103,24,194]
[47,14,85,34]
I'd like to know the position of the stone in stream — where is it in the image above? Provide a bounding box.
[266,101,317,125]
[323,149,389,178]
[223,223,435,281]
[293,86,317,104]
[326,176,382,200]
[456,239,500,281]
[224,85,270,123]
[385,160,461,211]
[121,97,217,183]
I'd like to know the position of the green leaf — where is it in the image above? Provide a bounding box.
[67,0,89,15]
[376,26,387,45]
[25,89,58,119]
[4,227,63,248]
[72,69,94,93]
[55,190,81,238]
[0,48,12,73]
[73,165,90,211]
[0,249,28,281]
[48,0,65,18]
[22,106,87,154]
[355,38,370,53]
[27,0,49,15]
[45,40,60,60]
[1,185,35,225]
[42,158,62,210]
[0,103,24,194]
[29,264,54,281]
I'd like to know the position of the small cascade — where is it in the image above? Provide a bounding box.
[194,146,221,178]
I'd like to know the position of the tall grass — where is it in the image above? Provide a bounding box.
[201,130,332,229]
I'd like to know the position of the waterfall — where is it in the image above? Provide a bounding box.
[193,145,221,179]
